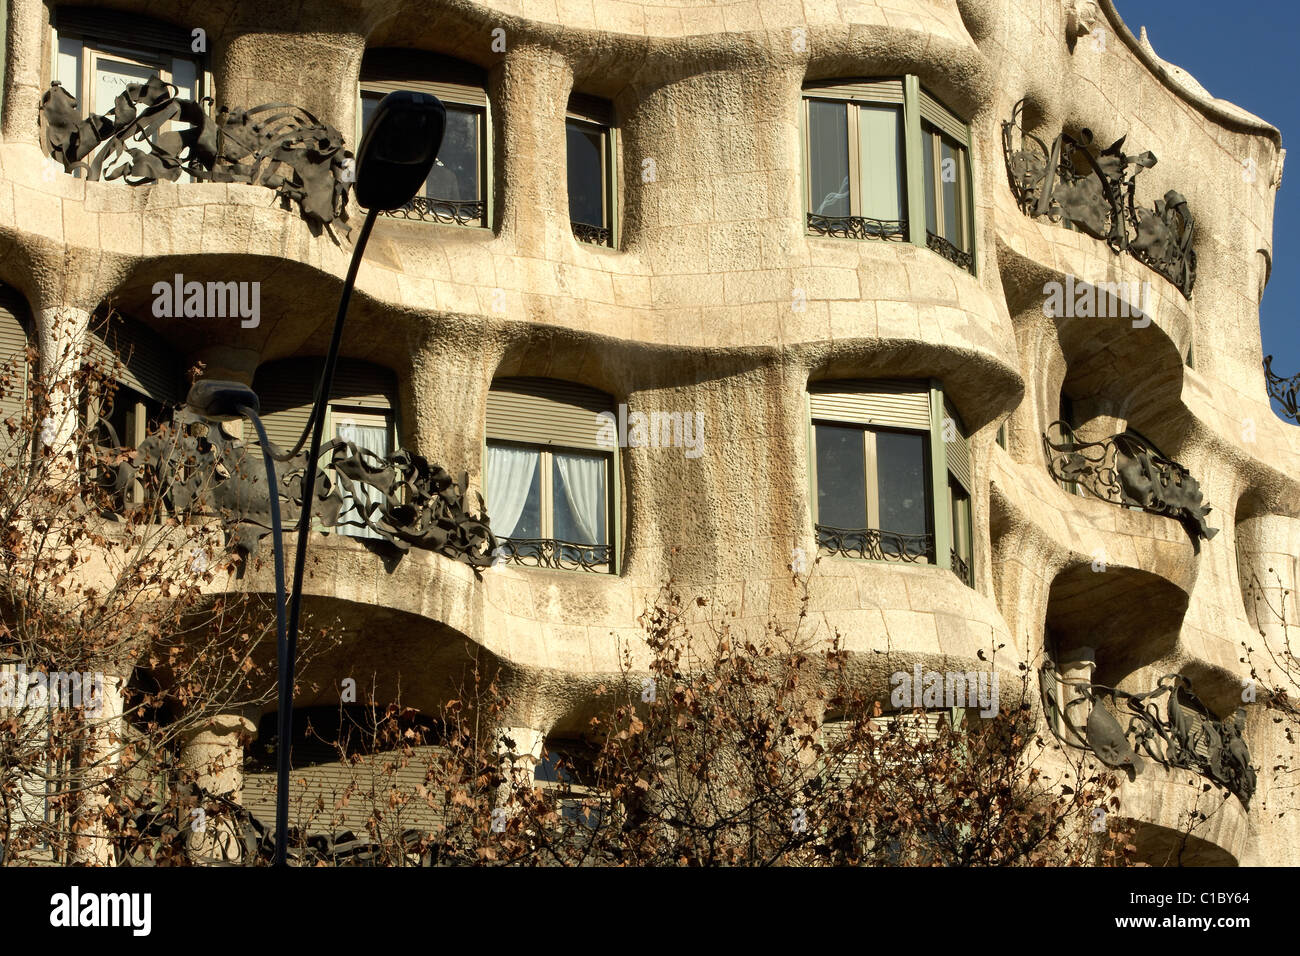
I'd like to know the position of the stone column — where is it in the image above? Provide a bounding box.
[180,713,257,864]
[35,304,91,452]
[493,44,574,247]
[69,673,124,865]
[2,0,47,145]
[494,726,546,826]
[1055,645,1096,744]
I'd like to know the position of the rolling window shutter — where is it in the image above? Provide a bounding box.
[255,358,396,452]
[944,400,972,492]
[254,360,316,453]
[918,89,969,147]
[330,360,396,411]
[86,315,179,404]
[808,380,931,430]
[487,378,613,451]
[55,6,196,55]
[0,285,32,424]
[361,50,488,107]
[804,78,904,105]
[567,94,614,126]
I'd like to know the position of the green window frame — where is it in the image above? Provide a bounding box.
[359,50,491,229]
[807,379,975,586]
[801,76,975,274]
[485,378,620,574]
[566,94,618,248]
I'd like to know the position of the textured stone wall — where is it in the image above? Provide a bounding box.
[1,0,1297,864]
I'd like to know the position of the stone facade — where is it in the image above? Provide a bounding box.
[1,0,1297,865]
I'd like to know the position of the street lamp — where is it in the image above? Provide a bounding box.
[186,90,446,866]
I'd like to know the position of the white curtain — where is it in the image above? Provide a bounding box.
[487,445,538,538]
[554,453,604,544]
[337,420,389,539]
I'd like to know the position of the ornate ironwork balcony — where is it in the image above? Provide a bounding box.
[806,213,907,241]
[39,78,353,236]
[572,221,612,246]
[1001,99,1196,298]
[815,525,933,563]
[1042,421,1217,546]
[382,197,485,226]
[494,537,612,572]
[950,549,972,587]
[1040,421,1211,546]
[1264,355,1300,423]
[98,411,496,568]
[926,231,974,272]
[1041,668,1255,804]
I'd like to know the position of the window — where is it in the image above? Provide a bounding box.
[945,402,974,586]
[359,50,489,228]
[809,380,975,586]
[566,95,617,247]
[486,378,617,573]
[255,358,398,541]
[803,80,906,239]
[52,8,208,180]
[803,77,974,272]
[0,284,34,464]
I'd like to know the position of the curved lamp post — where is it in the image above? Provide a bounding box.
[186,91,446,866]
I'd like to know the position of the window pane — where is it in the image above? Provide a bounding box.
[874,430,929,538]
[856,105,904,222]
[922,131,938,234]
[815,424,867,528]
[567,120,605,227]
[361,92,383,141]
[552,452,607,545]
[170,57,198,101]
[941,138,963,245]
[426,105,480,202]
[950,481,971,559]
[807,100,850,218]
[93,54,158,116]
[486,444,541,539]
[335,417,391,540]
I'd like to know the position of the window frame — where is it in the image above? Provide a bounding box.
[357,71,492,229]
[51,23,211,115]
[806,379,974,583]
[484,378,622,575]
[328,404,398,541]
[800,76,976,274]
[484,438,616,574]
[564,115,616,248]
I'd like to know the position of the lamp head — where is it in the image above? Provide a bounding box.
[354,90,446,211]
[186,380,260,421]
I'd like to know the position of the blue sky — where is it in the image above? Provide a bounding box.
[1127,0,1297,415]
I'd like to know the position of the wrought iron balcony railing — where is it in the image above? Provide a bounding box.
[1264,355,1300,423]
[806,213,908,242]
[494,537,612,572]
[926,232,974,273]
[381,197,485,226]
[1041,421,1217,546]
[1001,99,1196,298]
[815,525,933,563]
[38,77,353,235]
[949,549,972,587]
[571,221,612,246]
[1041,668,1255,804]
[98,411,497,568]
